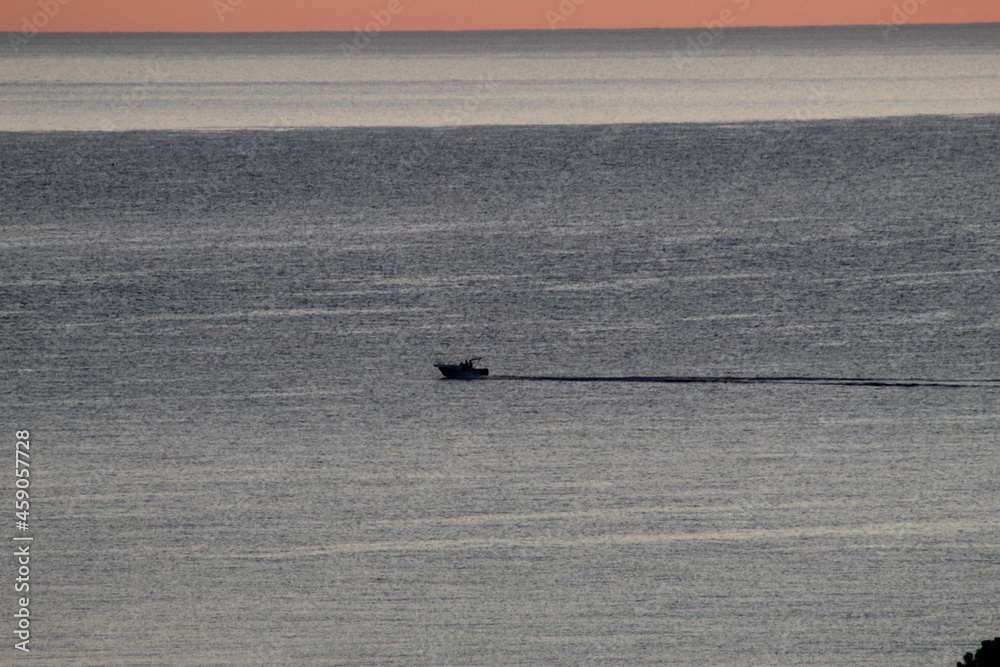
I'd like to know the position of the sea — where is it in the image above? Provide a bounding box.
[2,24,999,666]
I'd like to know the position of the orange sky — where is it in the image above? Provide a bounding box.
[3,0,998,33]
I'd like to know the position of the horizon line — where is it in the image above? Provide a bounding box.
[14,21,1000,35]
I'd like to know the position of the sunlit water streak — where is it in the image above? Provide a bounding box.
[2,25,999,129]
[223,517,1000,557]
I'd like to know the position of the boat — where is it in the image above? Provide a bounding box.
[435,358,489,379]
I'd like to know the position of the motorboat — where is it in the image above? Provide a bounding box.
[435,358,489,379]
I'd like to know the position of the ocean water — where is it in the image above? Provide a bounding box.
[3,27,1000,667]
[2,25,1000,130]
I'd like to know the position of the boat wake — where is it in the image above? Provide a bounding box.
[486,375,1000,388]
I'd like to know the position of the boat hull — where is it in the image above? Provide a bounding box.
[435,364,489,379]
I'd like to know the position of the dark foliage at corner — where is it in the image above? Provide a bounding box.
[957,637,1000,667]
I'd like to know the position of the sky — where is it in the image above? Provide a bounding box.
[2,0,999,33]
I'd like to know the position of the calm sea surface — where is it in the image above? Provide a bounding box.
[1,25,1000,129]
[2,26,1000,667]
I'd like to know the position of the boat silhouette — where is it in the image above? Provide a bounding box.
[434,358,490,379]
